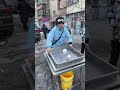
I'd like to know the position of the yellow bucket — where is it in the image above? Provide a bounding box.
[60,71,74,90]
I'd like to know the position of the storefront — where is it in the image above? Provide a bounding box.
[65,11,85,34]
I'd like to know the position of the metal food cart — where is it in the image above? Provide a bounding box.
[85,50,120,90]
[44,45,85,90]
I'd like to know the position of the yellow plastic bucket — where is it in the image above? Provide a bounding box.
[60,71,74,90]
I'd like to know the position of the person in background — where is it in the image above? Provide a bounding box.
[109,18,120,66]
[110,17,117,30]
[65,23,71,34]
[47,25,51,33]
[46,17,73,52]
[112,0,120,23]
[17,0,30,31]
[85,24,91,50]
[42,24,48,39]
[107,10,114,24]
[80,23,91,54]
[113,0,120,16]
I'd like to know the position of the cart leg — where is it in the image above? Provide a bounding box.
[50,72,60,90]
[80,65,85,90]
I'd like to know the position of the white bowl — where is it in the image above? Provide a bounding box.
[67,54,71,60]
[63,49,67,54]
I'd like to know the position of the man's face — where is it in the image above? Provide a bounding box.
[58,23,64,29]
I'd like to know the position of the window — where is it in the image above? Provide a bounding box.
[53,11,56,15]
[67,0,79,5]
[67,0,72,5]
[43,10,46,15]
[38,10,43,16]
[72,0,79,4]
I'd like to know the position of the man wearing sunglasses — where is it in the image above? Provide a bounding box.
[46,17,73,52]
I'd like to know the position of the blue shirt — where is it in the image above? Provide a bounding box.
[46,25,72,48]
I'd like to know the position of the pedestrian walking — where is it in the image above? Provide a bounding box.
[17,0,31,31]
[42,24,48,39]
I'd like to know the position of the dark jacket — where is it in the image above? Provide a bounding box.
[17,0,30,23]
[42,26,48,33]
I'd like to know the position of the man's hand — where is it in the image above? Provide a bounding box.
[69,44,73,48]
[47,48,52,53]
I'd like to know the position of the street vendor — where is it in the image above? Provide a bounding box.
[46,17,73,52]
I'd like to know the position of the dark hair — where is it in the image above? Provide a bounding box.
[43,24,45,26]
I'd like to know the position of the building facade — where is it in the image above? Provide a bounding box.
[59,0,67,16]
[35,0,50,28]
[36,0,50,18]
[4,0,35,10]
[49,0,59,20]
[59,0,85,33]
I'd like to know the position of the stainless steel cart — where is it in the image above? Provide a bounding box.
[86,50,120,90]
[44,45,85,90]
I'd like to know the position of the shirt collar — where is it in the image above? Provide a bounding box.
[56,26,64,31]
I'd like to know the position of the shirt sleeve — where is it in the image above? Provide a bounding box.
[65,28,72,43]
[46,29,55,48]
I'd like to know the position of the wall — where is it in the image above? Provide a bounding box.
[60,0,67,16]
[49,0,58,18]
[67,0,85,14]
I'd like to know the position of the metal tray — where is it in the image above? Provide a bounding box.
[46,45,85,71]
[85,50,120,88]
